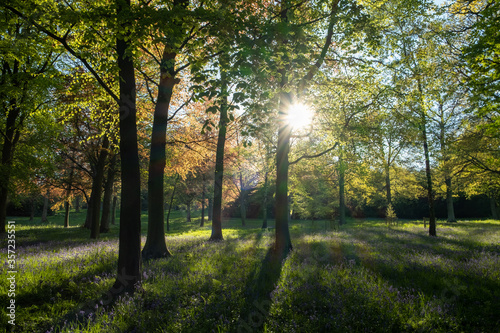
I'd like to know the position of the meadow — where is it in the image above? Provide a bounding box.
[1,211,499,332]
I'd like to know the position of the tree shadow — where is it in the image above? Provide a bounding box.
[231,246,285,333]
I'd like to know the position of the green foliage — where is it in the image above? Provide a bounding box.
[461,1,500,136]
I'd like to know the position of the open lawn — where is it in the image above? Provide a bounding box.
[1,211,500,332]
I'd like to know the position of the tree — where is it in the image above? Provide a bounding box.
[459,0,500,137]
[369,0,446,236]
[0,7,61,233]
[4,0,144,292]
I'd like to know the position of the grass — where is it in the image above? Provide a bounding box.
[1,211,500,332]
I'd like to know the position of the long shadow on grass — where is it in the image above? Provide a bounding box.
[342,228,500,331]
[232,246,285,333]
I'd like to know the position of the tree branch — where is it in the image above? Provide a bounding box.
[289,142,339,166]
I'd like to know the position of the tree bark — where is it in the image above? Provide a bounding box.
[210,54,229,242]
[274,1,293,257]
[113,0,142,293]
[143,44,179,259]
[111,195,117,225]
[90,137,109,239]
[275,89,293,255]
[100,154,116,233]
[64,201,70,228]
[385,164,392,205]
[0,65,22,234]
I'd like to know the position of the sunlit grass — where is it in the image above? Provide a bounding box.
[1,212,499,332]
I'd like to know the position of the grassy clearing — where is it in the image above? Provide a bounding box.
[1,211,499,332]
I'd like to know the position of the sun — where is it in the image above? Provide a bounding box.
[287,102,314,130]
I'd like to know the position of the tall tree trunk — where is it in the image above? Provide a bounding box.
[100,155,116,233]
[490,194,499,220]
[90,137,109,239]
[143,43,179,259]
[274,1,293,257]
[113,0,142,293]
[64,201,70,228]
[261,171,269,229]
[439,119,456,222]
[338,149,346,225]
[210,54,229,242]
[275,89,293,255]
[0,75,21,234]
[422,122,437,236]
[200,179,205,227]
[41,190,49,223]
[111,195,117,225]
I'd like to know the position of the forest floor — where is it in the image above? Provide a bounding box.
[1,211,499,332]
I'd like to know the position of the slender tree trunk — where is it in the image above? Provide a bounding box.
[84,196,92,229]
[90,138,109,239]
[439,120,456,222]
[338,150,346,225]
[200,180,205,227]
[100,155,116,233]
[385,164,392,204]
[208,196,213,221]
[41,190,49,223]
[422,122,437,236]
[240,172,246,226]
[275,89,293,255]
[210,54,229,242]
[261,171,269,229]
[274,0,293,256]
[30,196,35,222]
[64,201,70,228]
[490,194,499,220]
[111,195,117,225]
[113,0,142,293]
[166,174,179,232]
[75,195,80,213]
[186,201,191,222]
